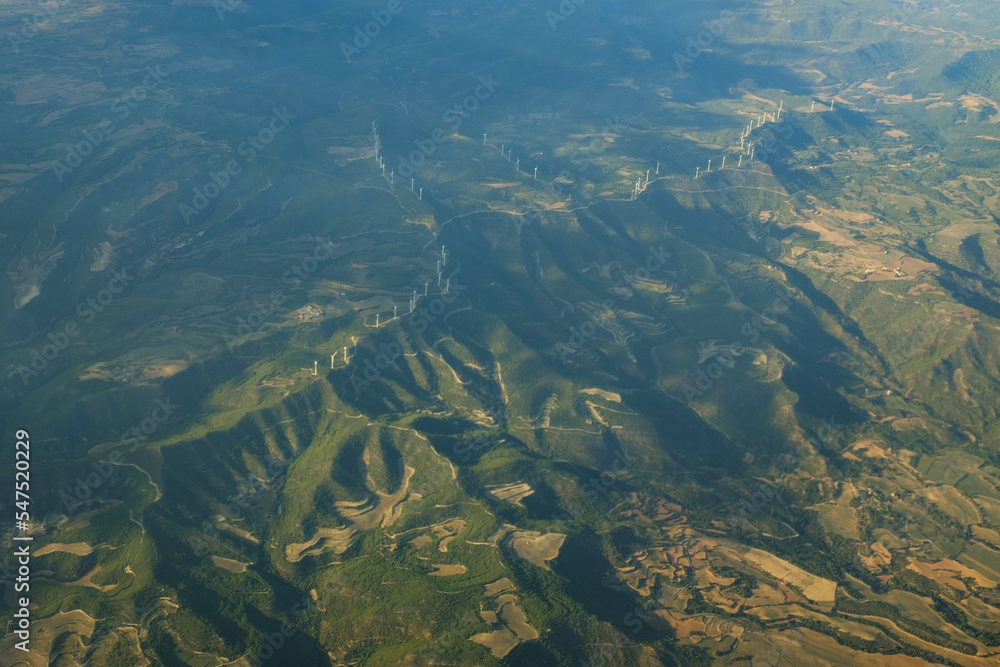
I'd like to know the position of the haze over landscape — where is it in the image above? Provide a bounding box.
[6,0,1000,665]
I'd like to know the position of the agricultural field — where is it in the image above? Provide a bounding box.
[5,0,1000,665]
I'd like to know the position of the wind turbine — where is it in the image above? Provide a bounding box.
[330,352,337,369]
[811,100,816,112]
[313,361,318,376]
[419,188,422,200]
[655,162,659,175]
[707,159,711,172]
[695,166,700,179]
[721,156,726,169]
[483,133,487,145]
[534,167,538,179]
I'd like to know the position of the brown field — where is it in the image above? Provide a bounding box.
[485,578,516,596]
[906,556,997,591]
[851,440,889,458]
[210,556,249,573]
[958,542,1000,583]
[509,531,566,569]
[215,519,259,544]
[750,604,884,642]
[35,542,98,557]
[809,483,860,540]
[741,548,837,604]
[921,485,980,525]
[289,465,416,561]
[767,627,931,667]
[974,496,1000,524]
[285,527,358,562]
[0,609,96,667]
[470,580,539,658]
[972,525,1000,549]
[428,564,466,576]
[485,482,534,505]
[579,388,622,402]
[69,565,116,592]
